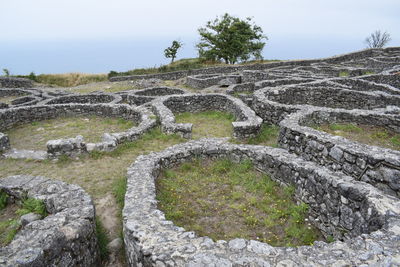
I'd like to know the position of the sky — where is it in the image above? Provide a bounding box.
[0,0,399,74]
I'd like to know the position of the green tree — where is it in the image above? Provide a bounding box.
[2,68,10,77]
[196,13,267,64]
[164,40,182,63]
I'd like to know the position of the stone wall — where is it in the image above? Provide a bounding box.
[252,78,400,125]
[0,104,157,159]
[151,94,262,139]
[110,47,400,82]
[0,175,100,266]
[278,108,400,197]
[124,87,187,106]
[0,132,10,152]
[186,74,241,89]
[0,77,33,88]
[123,139,400,266]
[38,93,122,105]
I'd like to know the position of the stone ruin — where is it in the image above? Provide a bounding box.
[0,175,99,266]
[0,47,400,266]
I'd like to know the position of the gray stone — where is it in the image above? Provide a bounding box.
[20,212,41,227]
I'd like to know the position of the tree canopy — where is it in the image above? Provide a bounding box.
[164,40,182,63]
[196,13,267,64]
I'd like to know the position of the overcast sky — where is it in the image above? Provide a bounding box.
[1,0,399,74]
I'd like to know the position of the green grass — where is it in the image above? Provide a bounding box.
[175,111,235,139]
[314,123,400,151]
[243,124,280,147]
[16,198,47,218]
[96,217,110,261]
[6,116,135,151]
[0,191,7,210]
[339,71,350,77]
[112,176,127,214]
[156,158,323,247]
[0,218,19,246]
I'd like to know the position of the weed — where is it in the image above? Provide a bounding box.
[16,198,47,217]
[113,176,127,212]
[0,191,7,210]
[326,235,335,243]
[339,71,349,77]
[96,217,110,261]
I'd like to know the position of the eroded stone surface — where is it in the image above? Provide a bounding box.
[0,175,100,266]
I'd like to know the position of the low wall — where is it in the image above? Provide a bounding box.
[0,175,100,266]
[110,47,399,82]
[123,138,400,266]
[0,104,157,159]
[151,94,262,139]
[0,77,33,88]
[279,108,400,197]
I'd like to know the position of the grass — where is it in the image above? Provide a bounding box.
[156,158,323,247]
[16,198,47,217]
[68,82,139,94]
[6,116,135,151]
[96,217,110,261]
[0,127,184,199]
[314,123,400,151]
[175,111,235,139]
[339,71,350,77]
[35,73,107,87]
[242,124,280,147]
[0,191,7,210]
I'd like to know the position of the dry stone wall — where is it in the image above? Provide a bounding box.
[123,139,400,266]
[0,175,100,266]
[151,93,262,139]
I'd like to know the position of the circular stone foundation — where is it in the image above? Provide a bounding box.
[123,138,400,266]
[0,104,156,159]
[279,107,400,197]
[38,92,122,105]
[151,93,262,139]
[253,78,400,124]
[0,175,99,266]
[125,87,187,106]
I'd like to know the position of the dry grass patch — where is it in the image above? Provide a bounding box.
[5,116,135,151]
[36,73,107,87]
[314,123,400,151]
[156,158,324,247]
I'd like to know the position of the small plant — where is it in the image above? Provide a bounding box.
[16,197,47,217]
[339,71,349,77]
[326,235,335,243]
[0,190,8,210]
[113,176,127,212]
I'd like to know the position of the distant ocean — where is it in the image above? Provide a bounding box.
[0,36,364,75]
